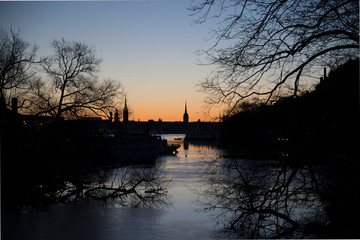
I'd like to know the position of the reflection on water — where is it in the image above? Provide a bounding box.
[3,134,334,239]
[3,134,217,240]
[196,157,326,238]
[45,166,170,208]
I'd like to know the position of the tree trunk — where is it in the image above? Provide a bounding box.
[56,80,67,120]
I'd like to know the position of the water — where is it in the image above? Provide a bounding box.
[3,134,327,239]
[3,134,219,240]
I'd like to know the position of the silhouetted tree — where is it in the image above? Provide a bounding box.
[37,38,122,119]
[218,58,360,153]
[0,27,37,109]
[190,0,359,112]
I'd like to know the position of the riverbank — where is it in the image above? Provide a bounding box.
[218,59,360,162]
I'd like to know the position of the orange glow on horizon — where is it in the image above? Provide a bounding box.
[120,97,220,122]
[129,104,209,122]
[119,90,225,122]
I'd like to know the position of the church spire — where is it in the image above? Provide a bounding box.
[123,97,129,122]
[183,101,189,123]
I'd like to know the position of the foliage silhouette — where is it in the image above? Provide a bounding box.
[218,58,360,158]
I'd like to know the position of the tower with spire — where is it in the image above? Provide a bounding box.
[183,102,189,123]
[123,97,129,122]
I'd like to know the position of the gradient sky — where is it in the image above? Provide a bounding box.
[0,0,224,122]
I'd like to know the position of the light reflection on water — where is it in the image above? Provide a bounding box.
[3,134,325,239]
[3,134,219,240]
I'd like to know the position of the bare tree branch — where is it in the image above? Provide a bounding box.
[0,27,38,108]
[191,0,359,113]
[38,39,123,119]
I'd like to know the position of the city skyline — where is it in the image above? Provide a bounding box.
[115,99,201,123]
[0,0,222,121]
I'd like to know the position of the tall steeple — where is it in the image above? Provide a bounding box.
[123,97,129,122]
[183,101,189,123]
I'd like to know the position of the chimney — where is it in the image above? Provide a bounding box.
[324,68,327,80]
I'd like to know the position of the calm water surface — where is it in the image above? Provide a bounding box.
[4,134,327,239]
[3,134,221,240]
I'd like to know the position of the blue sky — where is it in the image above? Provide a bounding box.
[0,0,220,121]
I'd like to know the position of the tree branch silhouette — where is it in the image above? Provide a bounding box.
[38,39,123,119]
[190,0,359,113]
[0,27,38,108]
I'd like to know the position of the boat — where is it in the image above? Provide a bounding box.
[108,133,180,160]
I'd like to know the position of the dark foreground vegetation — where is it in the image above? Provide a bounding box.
[217,59,360,238]
[1,55,359,238]
[0,112,175,208]
[219,59,360,159]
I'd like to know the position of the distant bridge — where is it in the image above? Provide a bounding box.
[120,121,222,136]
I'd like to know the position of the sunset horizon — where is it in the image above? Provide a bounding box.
[0,0,221,122]
[2,0,358,239]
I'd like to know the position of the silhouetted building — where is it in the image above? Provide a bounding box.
[183,102,189,123]
[123,97,129,122]
[114,109,119,123]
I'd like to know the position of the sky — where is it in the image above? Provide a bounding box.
[0,0,221,122]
